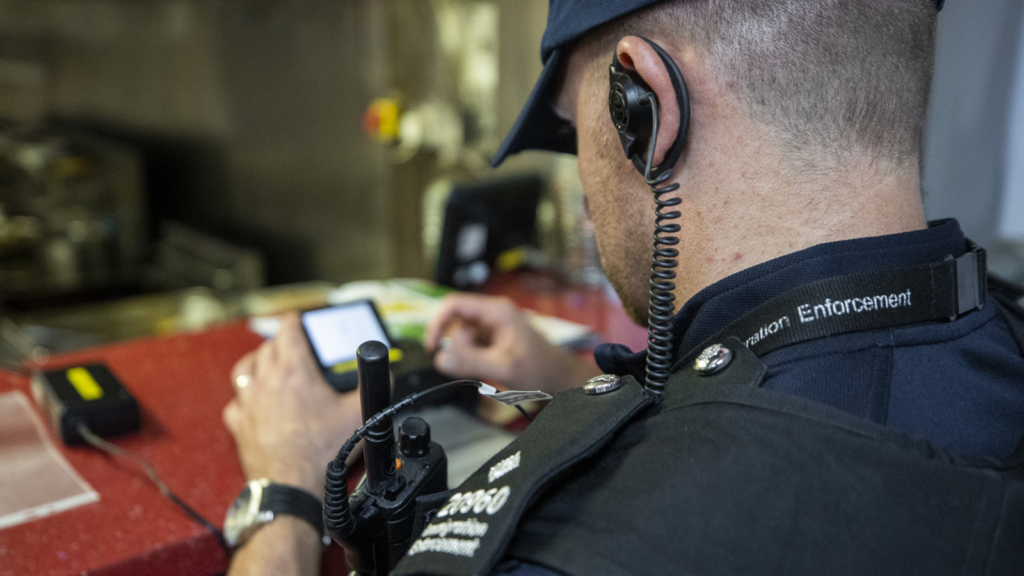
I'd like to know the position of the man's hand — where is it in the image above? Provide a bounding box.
[223,313,362,496]
[425,294,602,393]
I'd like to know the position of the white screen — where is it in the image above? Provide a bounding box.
[301,302,390,368]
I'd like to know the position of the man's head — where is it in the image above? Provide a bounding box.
[497,0,940,322]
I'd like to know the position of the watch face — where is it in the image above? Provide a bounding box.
[223,480,265,548]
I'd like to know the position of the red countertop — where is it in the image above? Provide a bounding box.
[0,322,262,576]
[0,274,646,576]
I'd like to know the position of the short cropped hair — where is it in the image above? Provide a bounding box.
[579,0,938,166]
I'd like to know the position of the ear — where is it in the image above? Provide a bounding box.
[616,36,681,168]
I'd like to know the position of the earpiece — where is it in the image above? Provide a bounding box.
[608,37,690,179]
[609,38,691,395]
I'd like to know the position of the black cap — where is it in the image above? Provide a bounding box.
[491,0,946,167]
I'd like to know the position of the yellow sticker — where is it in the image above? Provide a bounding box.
[331,359,359,374]
[330,348,404,374]
[67,367,104,401]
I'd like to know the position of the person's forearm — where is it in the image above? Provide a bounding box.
[227,516,322,576]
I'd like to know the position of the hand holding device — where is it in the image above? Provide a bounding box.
[224,313,363,496]
[425,293,601,394]
[301,300,395,393]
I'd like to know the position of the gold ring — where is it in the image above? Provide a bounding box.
[235,374,252,391]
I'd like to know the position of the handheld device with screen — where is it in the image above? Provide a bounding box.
[301,300,400,392]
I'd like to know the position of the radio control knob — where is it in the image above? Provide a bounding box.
[399,417,430,458]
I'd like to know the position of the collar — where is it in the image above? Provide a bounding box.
[595,219,968,380]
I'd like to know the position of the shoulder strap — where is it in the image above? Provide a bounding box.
[672,241,988,371]
[988,275,1024,469]
[391,378,654,576]
[990,290,1024,358]
[1007,427,1024,471]
[989,272,1024,302]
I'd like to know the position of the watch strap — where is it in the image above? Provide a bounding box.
[260,483,324,536]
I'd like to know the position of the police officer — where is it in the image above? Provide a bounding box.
[224,0,1024,574]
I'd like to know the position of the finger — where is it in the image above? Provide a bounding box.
[426,294,514,350]
[435,325,507,381]
[233,373,255,397]
[425,299,462,351]
[223,400,243,434]
[232,352,256,381]
[443,294,516,322]
[434,324,472,374]
[276,313,325,386]
[254,337,277,376]
[434,318,463,354]
[231,353,257,395]
[276,312,306,349]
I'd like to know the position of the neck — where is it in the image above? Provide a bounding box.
[669,118,927,308]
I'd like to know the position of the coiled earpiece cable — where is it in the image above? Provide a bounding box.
[643,96,681,396]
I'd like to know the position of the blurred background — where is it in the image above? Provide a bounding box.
[0,0,1022,360]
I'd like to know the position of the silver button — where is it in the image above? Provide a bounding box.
[584,374,623,395]
[694,344,732,375]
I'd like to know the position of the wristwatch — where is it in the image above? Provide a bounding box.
[223,478,330,548]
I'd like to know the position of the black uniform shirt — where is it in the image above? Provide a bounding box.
[595,219,1024,460]
[475,221,1024,576]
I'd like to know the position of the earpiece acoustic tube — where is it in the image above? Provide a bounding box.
[643,96,681,396]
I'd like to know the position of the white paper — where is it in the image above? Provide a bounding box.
[0,390,99,529]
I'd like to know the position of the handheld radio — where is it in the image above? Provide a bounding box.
[323,341,450,575]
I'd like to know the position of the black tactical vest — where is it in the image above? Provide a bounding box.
[392,296,1024,576]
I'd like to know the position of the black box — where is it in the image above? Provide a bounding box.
[31,363,141,445]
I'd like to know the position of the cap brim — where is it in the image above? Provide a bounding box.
[490,48,577,167]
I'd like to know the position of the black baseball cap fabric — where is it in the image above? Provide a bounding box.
[490,0,946,167]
